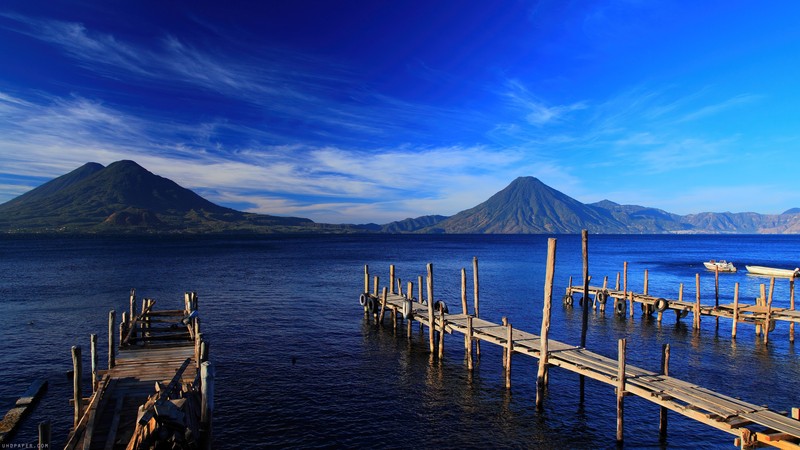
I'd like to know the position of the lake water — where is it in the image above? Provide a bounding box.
[1,234,799,449]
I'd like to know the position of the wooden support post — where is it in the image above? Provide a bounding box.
[378,287,388,326]
[536,238,557,411]
[72,345,82,427]
[196,332,203,369]
[108,310,115,369]
[715,266,720,327]
[765,277,775,345]
[694,274,701,330]
[792,408,800,421]
[644,269,649,296]
[791,278,796,343]
[617,338,627,444]
[501,316,509,368]
[364,265,369,294]
[438,309,445,360]
[505,321,513,389]
[623,261,628,301]
[756,284,766,336]
[90,334,98,392]
[473,256,481,357]
[200,361,214,450]
[461,268,468,315]
[616,272,621,291]
[427,263,435,354]
[466,315,473,370]
[660,343,670,441]
[119,312,127,348]
[732,283,740,339]
[418,275,425,334]
[389,265,395,294]
[200,339,209,364]
[373,276,379,297]
[580,230,589,348]
[38,421,51,450]
[407,281,414,337]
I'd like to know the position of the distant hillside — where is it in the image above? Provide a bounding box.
[380,215,447,232]
[0,160,322,233]
[589,200,692,233]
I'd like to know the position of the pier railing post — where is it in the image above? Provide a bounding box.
[108,310,116,368]
[617,338,627,444]
[71,345,82,427]
[536,238,557,411]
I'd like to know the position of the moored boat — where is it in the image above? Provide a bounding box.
[703,259,737,272]
[745,265,800,278]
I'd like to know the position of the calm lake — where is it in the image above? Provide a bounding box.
[1,233,799,449]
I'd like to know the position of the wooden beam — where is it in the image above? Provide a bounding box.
[617,338,627,444]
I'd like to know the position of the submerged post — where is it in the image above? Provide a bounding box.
[71,345,82,427]
[108,310,116,368]
[617,338,627,444]
[536,238,557,410]
[466,315,474,370]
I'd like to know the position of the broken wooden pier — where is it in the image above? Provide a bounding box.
[64,290,214,450]
[360,239,800,449]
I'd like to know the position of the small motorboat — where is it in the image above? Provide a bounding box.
[745,265,800,278]
[703,259,737,272]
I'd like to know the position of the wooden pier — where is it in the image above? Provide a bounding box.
[360,239,800,449]
[563,263,799,344]
[64,290,214,450]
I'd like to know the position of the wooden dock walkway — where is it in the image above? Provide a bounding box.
[360,240,800,449]
[64,291,214,450]
[563,264,799,344]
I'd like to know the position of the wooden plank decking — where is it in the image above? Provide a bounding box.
[64,292,212,450]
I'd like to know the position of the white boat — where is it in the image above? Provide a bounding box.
[703,260,737,272]
[745,265,800,278]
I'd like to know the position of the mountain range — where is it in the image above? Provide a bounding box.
[2,160,799,234]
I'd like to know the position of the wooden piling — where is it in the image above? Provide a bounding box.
[644,269,649,296]
[715,266,720,327]
[438,309,445,360]
[108,310,115,369]
[732,283,740,339]
[617,338,627,443]
[200,361,214,449]
[364,265,369,293]
[373,276,379,297]
[791,278,796,343]
[580,230,589,348]
[390,265,395,294]
[90,334,98,392]
[615,272,621,291]
[119,312,127,348]
[407,281,414,337]
[466,315,473,370]
[505,321,513,389]
[694,274,701,329]
[427,263,435,354]
[501,316,509,368]
[660,343,670,441]
[72,345,82,427]
[461,268,468,314]
[378,287,388,326]
[473,256,481,357]
[765,278,775,345]
[536,238,557,410]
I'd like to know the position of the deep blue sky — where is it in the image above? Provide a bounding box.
[2,1,799,223]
